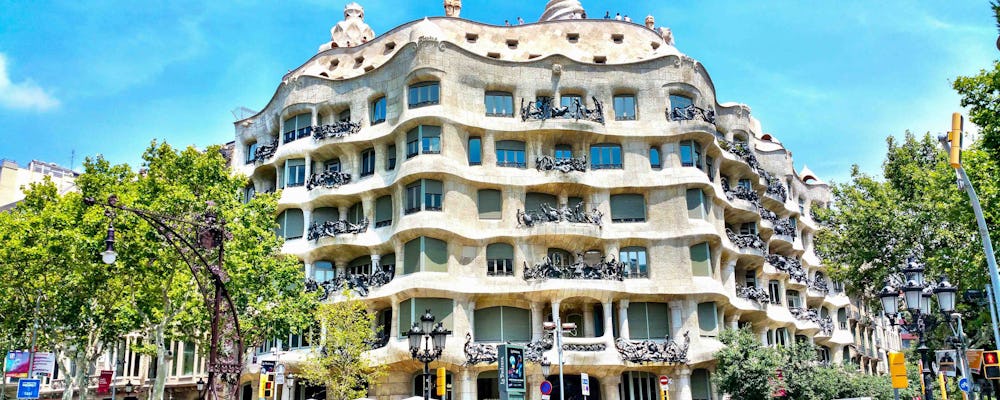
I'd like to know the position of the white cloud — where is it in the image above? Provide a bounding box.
[0,53,59,111]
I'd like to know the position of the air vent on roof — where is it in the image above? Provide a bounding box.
[527,54,541,60]
[466,33,479,43]
[319,72,329,77]
[364,65,374,72]
[611,34,624,44]
[506,39,519,49]
[651,41,660,50]
[355,56,365,64]
[593,56,607,64]
[385,41,396,52]
[487,52,501,59]
[567,33,579,43]
[329,59,340,68]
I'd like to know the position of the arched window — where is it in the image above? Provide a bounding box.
[486,243,514,276]
[547,248,573,268]
[348,256,371,275]
[619,246,648,278]
[370,96,387,124]
[689,242,712,277]
[403,237,448,274]
[276,208,303,239]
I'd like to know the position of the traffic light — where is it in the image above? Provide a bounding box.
[436,367,446,397]
[258,373,269,398]
[261,374,275,398]
[985,351,1000,379]
[949,112,963,168]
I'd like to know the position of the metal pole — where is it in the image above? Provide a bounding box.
[423,359,430,400]
[26,290,42,379]
[921,328,936,400]
[988,285,1000,349]
[952,314,975,400]
[555,315,565,400]
[940,134,1000,339]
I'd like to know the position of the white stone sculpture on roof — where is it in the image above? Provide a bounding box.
[538,0,585,22]
[444,0,461,17]
[326,2,376,50]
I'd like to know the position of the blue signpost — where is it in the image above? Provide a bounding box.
[16,379,40,399]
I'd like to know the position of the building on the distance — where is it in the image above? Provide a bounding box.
[0,159,78,210]
[227,1,896,400]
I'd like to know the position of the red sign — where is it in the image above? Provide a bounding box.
[659,375,670,387]
[97,370,113,395]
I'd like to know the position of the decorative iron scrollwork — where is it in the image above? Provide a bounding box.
[366,332,390,349]
[615,331,690,364]
[306,170,352,190]
[726,229,767,253]
[766,254,808,283]
[536,155,588,173]
[788,307,829,335]
[773,218,796,237]
[523,253,629,281]
[809,278,829,294]
[668,104,716,124]
[563,343,607,351]
[521,97,605,124]
[516,203,603,228]
[736,284,770,304]
[719,140,762,173]
[464,332,554,365]
[762,171,788,203]
[313,121,361,141]
[307,218,369,241]
[720,177,760,204]
[304,265,393,299]
[254,142,278,163]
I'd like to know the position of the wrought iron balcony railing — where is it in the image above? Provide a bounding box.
[766,254,808,283]
[516,203,603,228]
[615,331,691,364]
[726,229,767,253]
[307,218,369,241]
[253,142,278,163]
[312,121,361,141]
[773,218,796,237]
[761,170,788,203]
[667,104,716,124]
[306,170,352,190]
[535,155,587,173]
[523,253,630,281]
[304,266,393,299]
[464,332,554,365]
[520,97,605,124]
[736,285,770,305]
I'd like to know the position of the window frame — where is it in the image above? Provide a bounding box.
[613,94,637,121]
[370,96,387,124]
[404,179,444,214]
[360,148,376,177]
[485,243,515,276]
[591,143,623,170]
[375,195,393,228]
[284,158,306,187]
[609,193,646,223]
[468,136,482,165]
[386,144,397,170]
[477,189,502,220]
[406,125,442,158]
[495,140,526,168]
[649,147,661,169]
[245,141,258,164]
[619,246,649,278]
[484,91,514,117]
[679,140,703,169]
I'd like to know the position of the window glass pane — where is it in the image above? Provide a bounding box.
[555,144,572,160]
[245,142,257,164]
[697,302,718,334]
[399,299,413,336]
[404,238,421,274]
[670,95,693,110]
[360,149,375,176]
[371,97,386,123]
[474,307,503,342]
[183,342,195,375]
[405,183,422,213]
[614,95,636,120]
[314,261,335,282]
[478,189,502,219]
[348,256,371,275]
[560,95,581,118]
[406,128,420,157]
[619,246,648,278]
[386,145,397,170]
[423,237,448,272]
[468,137,482,165]
[313,207,338,225]
[680,141,694,167]
[375,195,392,225]
[485,92,514,117]
[424,179,443,210]
[686,189,705,219]
[610,194,645,222]
[347,202,364,224]
[647,303,670,339]
[649,147,661,168]
[627,303,649,339]
[691,369,712,400]
[690,242,711,276]
[284,209,304,239]
[591,144,622,169]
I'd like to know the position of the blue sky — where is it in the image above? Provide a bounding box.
[0,1,995,183]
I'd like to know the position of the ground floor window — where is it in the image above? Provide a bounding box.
[477,370,500,400]
[546,374,602,400]
[619,371,658,400]
[414,371,453,399]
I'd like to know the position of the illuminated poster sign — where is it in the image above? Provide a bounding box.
[498,344,526,400]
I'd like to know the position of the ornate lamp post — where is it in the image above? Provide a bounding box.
[85,195,244,400]
[879,252,972,400]
[406,310,450,400]
[542,320,576,400]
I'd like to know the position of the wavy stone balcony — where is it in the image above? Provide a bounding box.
[789,307,834,335]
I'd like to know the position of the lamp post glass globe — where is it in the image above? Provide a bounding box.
[920,288,933,315]
[903,281,923,311]
[196,377,205,391]
[124,381,134,393]
[101,249,118,265]
[540,358,551,376]
[101,224,117,264]
[879,284,898,315]
[934,276,958,313]
[407,323,424,352]
[431,322,448,351]
[420,309,436,333]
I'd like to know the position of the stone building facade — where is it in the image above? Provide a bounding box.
[231,2,894,400]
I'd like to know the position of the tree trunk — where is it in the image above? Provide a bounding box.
[151,323,169,400]
[56,350,76,400]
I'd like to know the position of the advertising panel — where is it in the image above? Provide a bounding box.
[5,351,30,378]
[498,344,526,400]
[30,352,55,377]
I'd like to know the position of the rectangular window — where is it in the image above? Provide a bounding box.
[314,261,335,282]
[424,179,443,211]
[375,195,392,228]
[277,208,304,240]
[182,342,195,375]
[485,91,514,117]
[768,280,782,304]
[619,247,648,278]
[468,137,482,165]
[786,290,800,308]
[740,222,757,235]
[706,156,715,181]
[408,82,440,108]
[737,178,752,191]
[590,144,622,169]
[477,189,502,219]
[245,142,258,164]
[283,114,312,143]
[495,140,526,168]
[554,144,572,160]
[386,145,397,170]
[405,179,443,214]
[325,158,342,172]
[284,158,306,187]
[627,302,670,340]
[360,148,376,177]
[775,327,788,347]
[399,298,454,337]
[560,94,582,118]
[474,306,531,342]
[798,198,805,213]
[649,147,661,169]
[486,243,515,276]
[403,237,448,275]
[338,109,351,122]
[686,188,708,219]
[744,270,757,288]
[679,140,703,169]
[690,242,712,277]
[610,194,645,223]
[697,302,718,336]
[406,126,441,158]
[370,96,387,124]
[347,202,364,224]
[614,94,636,120]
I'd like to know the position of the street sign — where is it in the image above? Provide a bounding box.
[888,352,908,389]
[17,378,40,399]
[967,350,984,375]
[542,395,550,400]
[261,360,276,373]
[540,381,552,395]
[658,375,670,389]
[97,370,113,395]
[959,377,971,393]
[581,373,590,396]
[276,364,286,385]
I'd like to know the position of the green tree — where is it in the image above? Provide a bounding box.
[298,296,387,400]
[713,328,782,400]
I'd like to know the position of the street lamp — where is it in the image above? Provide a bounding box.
[540,358,551,376]
[85,195,245,400]
[542,320,575,400]
[880,252,972,400]
[196,378,206,392]
[124,381,134,394]
[406,310,450,400]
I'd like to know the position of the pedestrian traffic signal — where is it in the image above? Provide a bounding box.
[984,351,1000,379]
[949,112,963,168]
[436,367,446,397]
